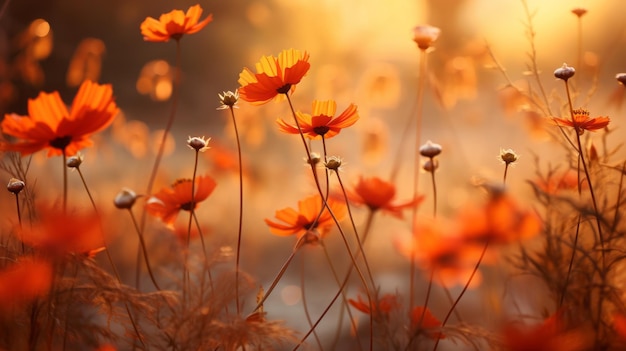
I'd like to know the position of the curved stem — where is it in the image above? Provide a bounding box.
[128,209,161,291]
[299,251,323,350]
[229,105,245,315]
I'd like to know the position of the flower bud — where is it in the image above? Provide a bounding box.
[423,159,439,173]
[217,90,239,110]
[187,136,210,152]
[66,154,83,168]
[499,148,519,165]
[412,25,441,51]
[324,156,343,171]
[419,140,442,158]
[554,63,575,81]
[616,73,626,86]
[7,178,25,194]
[114,188,138,209]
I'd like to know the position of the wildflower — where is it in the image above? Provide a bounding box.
[412,25,441,50]
[7,178,25,194]
[217,90,239,110]
[140,5,213,42]
[551,108,609,135]
[348,293,398,319]
[532,170,581,194]
[0,258,52,313]
[66,153,83,168]
[554,63,576,81]
[114,188,138,210]
[19,205,104,257]
[276,100,359,139]
[0,80,119,157]
[346,176,422,218]
[410,306,445,340]
[146,175,217,226]
[187,136,210,152]
[324,156,343,172]
[265,194,347,238]
[502,311,590,351]
[419,140,442,158]
[499,148,518,165]
[238,49,310,104]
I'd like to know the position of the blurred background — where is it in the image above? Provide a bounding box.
[1,0,625,348]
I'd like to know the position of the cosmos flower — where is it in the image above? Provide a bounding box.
[238,49,310,104]
[140,4,213,42]
[410,306,445,340]
[348,293,398,318]
[0,258,52,313]
[146,175,217,226]
[276,100,359,139]
[264,194,346,237]
[346,176,422,218]
[0,80,119,157]
[551,108,609,135]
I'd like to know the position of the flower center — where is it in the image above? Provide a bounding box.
[49,136,72,150]
[313,126,329,136]
[180,202,195,211]
[276,84,292,94]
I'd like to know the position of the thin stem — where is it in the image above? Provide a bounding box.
[560,214,582,307]
[429,160,438,218]
[503,163,510,186]
[229,105,245,315]
[62,151,67,213]
[14,193,23,252]
[183,150,200,307]
[127,209,161,291]
[299,252,323,351]
[432,241,490,351]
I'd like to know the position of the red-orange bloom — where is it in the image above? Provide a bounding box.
[140,5,212,42]
[146,175,217,226]
[346,176,423,218]
[551,108,609,135]
[410,306,445,340]
[265,194,346,237]
[277,100,359,139]
[348,293,398,318]
[503,311,590,351]
[0,80,119,157]
[238,49,310,104]
[614,313,626,341]
[0,257,52,313]
[19,206,103,257]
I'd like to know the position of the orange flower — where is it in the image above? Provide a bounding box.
[614,313,626,340]
[0,257,52,313]
[265,194,346,237]
[276,100,359,139]
[410,306,445,340]
[19,206,103,257]
[532,170,581,194]
[146,175,217,226]
[551,108,609,135]
[346,176,423,218]
[140,5,212,42]
[502,311,590,351]
[238,49,310,104]
[348,293,398,318]
[0,80,119,157]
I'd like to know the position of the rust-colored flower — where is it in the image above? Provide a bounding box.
[410,306,445,340]
[140,5,213,42]
[551,108,609,135]
[265,194,346,237]
[19,206,104,257]
[146,175,217,226]
[0,80,119,157]
[346,176,422,218]
[238,49,310,104]
[276,100,359,139]
[348,293,398,318]
[0,257,52,313]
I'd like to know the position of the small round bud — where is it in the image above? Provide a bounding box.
[324,156,343,171]
[412,25,441,51]
[423,159,439,173]
[616,73,626,86]
[571,8,587,17]
[554,63,576,81]
[306,152,321,166]
[114,188,138,209]
[66,154,83,168]
[7,178,25,194]
[499,148,519,165]
[217,90,239,110]
[419,140,442,158]
[187,136,210,152]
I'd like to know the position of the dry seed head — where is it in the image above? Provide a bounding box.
[423,158,439,173]
[419,140,442,158]
[306,152,321,166]
[325,156,343,171]
[66,154,83,168]
[554,63,576,81]
[187,136,211,152]
[7,178,25,194]
[499,148,518,165]
[412,25,441,51]
[114,188,138,209]
[571,8,587,17]
[217,90,239,110]
[616,73,626,86]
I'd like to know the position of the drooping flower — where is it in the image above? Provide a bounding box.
[265,194,346,237]
[346,176,422,218]
[276,100,359,139]
[140,5,213,42]
[410,306,446,340]
[238,49,310,104]
[0,80,119,157]
[551,108,609,135]
[146,175,217,226]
